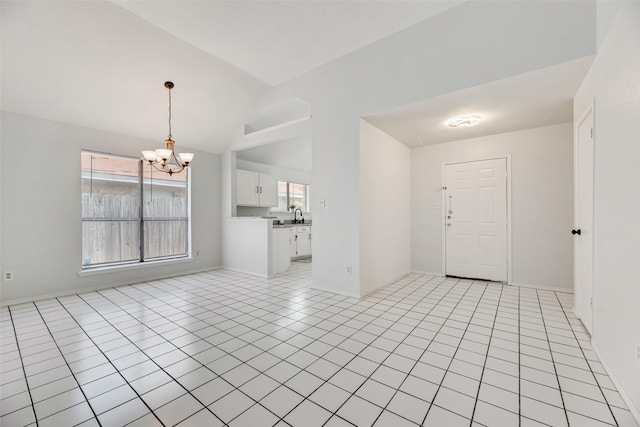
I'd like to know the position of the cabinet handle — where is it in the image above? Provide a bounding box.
[256,186,260,194]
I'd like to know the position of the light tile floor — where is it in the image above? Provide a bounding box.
[1,262,638,427]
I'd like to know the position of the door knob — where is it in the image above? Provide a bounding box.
[572,229,581,235]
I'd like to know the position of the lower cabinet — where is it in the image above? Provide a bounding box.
[289,226,312,258]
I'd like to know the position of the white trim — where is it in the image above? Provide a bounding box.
[441,155,512,284]
[220,266,271,279]
[593,342,640,425]
[310,285,361,299]
[410,270,445,277]
[510,281,573,294]
[78,256,193,277]
[573,100,596,333]
[360,273,412,298]
[2,266,222,307]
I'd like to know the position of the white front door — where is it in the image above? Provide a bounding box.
[574,107,594,333]
[445,159,508,282]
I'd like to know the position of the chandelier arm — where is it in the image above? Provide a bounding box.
[171,152,187,169]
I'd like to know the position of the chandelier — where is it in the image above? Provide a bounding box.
[142,81,194,175]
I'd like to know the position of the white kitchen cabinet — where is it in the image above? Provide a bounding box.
[290,225,312,258]
[289,228,297,258]
[236,169,278,207]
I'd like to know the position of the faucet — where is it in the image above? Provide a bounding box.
[293,208,303,224]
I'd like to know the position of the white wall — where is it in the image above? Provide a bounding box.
[411,124,574,290]
[574,1,640,419]
[274,1,595,297]
[222,217,272,278]
[359,120,411,296]
[0,112,221,304]
[236,159,311,186]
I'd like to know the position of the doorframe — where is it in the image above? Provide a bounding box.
[573,100,595,331]
[441,155,512,284]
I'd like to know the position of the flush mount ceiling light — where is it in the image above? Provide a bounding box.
[446,115,481,128]
[142,81,194,175]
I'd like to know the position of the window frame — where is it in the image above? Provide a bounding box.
[81,150,191,270]
[272,180,310,213]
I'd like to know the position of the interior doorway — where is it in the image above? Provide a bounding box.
[574,104,594,334]
[444,158,509,282]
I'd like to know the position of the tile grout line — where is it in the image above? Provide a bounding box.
[78,289,236,426]
[518,286,522,427]
[6,305,39,427]
[168,272,441,425]
[534,289,571,427]
[417,279,492,425]
[553,291,620,426]
[114,269,352,424]
[53,296,166,427]
[2,267,633,427]
[28,300,102,426]
[319,275,459,426]
[468,283,506,426]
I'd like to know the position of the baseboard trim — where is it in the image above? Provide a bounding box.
[219,266,270,279]
[1,266,222,307]
[410,270,444,277]
[592,342,640,425]
[310,285,360,299]
[360,273,413,298]
[510,281,573,293]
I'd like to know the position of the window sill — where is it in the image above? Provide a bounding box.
[78,256,193,277]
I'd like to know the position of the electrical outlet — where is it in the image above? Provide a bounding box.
[196,251,200,257]
[346,265,352,274]
[319,199,326,207]
[4,271,14,281]
[433,203,441,209]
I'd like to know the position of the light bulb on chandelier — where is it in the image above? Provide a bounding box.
[142,81,194,175]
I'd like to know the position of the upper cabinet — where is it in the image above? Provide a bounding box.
[237,169,278,207]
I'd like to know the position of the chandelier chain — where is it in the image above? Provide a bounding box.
[167,86,172,140]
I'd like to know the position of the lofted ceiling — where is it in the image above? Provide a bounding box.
[114,0,465,87]
[2,0,590,159]
[1,0,464,155]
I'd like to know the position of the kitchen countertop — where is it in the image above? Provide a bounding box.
[272,221,312,228]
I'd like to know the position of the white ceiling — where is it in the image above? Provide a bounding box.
[2,0,591,161]
[364,56,594,147]
[236,135,312,174]
[114,0,465,86]
[1,0,464,155]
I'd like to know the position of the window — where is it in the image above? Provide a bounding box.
[81,151,190,268]
[273,180,309,212]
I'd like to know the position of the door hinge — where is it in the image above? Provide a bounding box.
[590,297,593,308]
[591,128,593,138]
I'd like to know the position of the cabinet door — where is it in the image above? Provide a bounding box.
[259,174,278,207]
[296,233,311,256]
[237,170,259,206]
